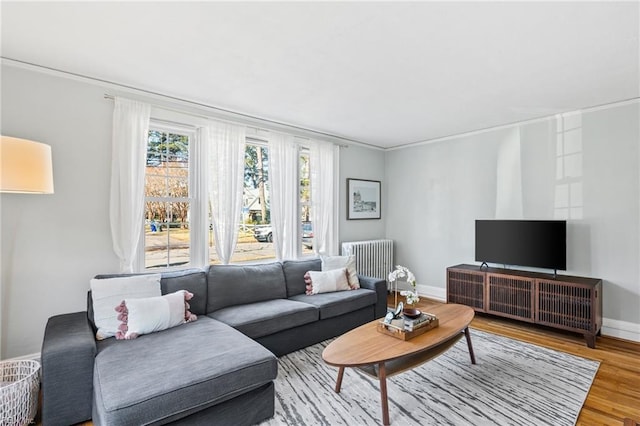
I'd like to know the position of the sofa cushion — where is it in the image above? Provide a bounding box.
[207,262,286,313]
[208,299,318,339]
[160,269,208,315]
[89,274,162,340]
[283,258,321,297]
[289,288,377,320]
[93,317,277,425]
[92,268,208,316]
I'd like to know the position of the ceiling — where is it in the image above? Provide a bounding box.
[2,2,638,149]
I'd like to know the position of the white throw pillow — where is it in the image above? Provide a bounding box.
[305,268,351,295]
[115,290,197,340]
[321,255,360,289]
[90,274,162,340]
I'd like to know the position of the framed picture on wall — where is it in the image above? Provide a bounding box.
[347,178,381,220]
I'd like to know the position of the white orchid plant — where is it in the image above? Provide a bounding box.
[388,265,420,305]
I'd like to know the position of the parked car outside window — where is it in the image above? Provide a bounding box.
[254,223,313,248]
[254,225,273,243]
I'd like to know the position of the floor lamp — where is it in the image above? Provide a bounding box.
[1,135,54,359]
[1,136,55,194]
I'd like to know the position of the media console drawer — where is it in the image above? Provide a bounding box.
[446,264,602,348]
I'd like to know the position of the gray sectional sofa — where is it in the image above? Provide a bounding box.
[41,258,386,425]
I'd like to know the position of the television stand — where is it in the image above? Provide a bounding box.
[447,264,602,348]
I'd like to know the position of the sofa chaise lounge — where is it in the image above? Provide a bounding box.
[41,258,387,425]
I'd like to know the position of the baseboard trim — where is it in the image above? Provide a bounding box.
[416,284,446,302]
[601,318,640,343]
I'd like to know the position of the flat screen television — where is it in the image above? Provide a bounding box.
[475,220,566,271]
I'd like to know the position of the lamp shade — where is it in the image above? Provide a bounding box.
[1,136,54,194]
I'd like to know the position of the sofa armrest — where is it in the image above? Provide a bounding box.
[42,312,96,426]
[358,275,388,319]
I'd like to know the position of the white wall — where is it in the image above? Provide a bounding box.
[0,64,387,358]
[1,65,120,358]
[385,102,640,339]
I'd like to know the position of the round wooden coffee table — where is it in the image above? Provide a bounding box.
[322,303,476,425]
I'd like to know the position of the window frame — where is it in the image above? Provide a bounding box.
[141,120,197,270]
[233,137,315,262]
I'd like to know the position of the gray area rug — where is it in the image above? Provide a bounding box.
[261,329,599,425]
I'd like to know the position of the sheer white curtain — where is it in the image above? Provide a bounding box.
[206,121,246,264]
[191,127,210,267]
[269,132,299,260]
[309,140,339,256]
[109,97,150,272]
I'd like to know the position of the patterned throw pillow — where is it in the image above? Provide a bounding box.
[90,274,162,340]
[114,290,197,340]
[304,268,351,295]
[321,255,360,289]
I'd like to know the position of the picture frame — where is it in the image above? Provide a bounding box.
[347,178,381,220]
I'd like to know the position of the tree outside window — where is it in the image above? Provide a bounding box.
[144,129,191,269]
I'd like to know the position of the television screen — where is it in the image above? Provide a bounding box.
[475,220,566,271]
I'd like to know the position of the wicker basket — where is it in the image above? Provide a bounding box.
[0,360,40,426]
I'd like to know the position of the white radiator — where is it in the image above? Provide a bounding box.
[341,239,394,283]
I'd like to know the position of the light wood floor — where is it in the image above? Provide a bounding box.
[408,296,640,426]
[51,296,640,426]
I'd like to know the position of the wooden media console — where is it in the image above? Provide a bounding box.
[446,264,602,348]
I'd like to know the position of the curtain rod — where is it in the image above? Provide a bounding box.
[103,94,350,148]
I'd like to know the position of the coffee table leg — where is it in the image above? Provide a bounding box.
[335,367,345,393]
[464,327,476,365]
[378,362,390,426]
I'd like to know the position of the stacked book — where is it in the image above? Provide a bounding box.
[378,312,440,340]
[403,313,436,331]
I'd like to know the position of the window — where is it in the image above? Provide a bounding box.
[144,127,192,269]
[208,141,315,263]
[220,142,275,263]
[141,119,328,270]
